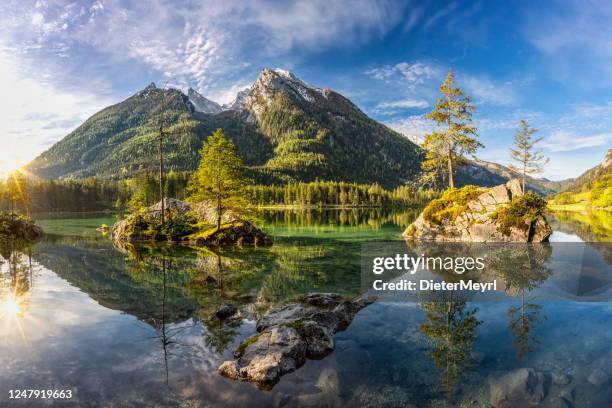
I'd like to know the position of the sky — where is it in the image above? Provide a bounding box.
[1,0,611,180]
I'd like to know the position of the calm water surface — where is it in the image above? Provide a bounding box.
[1,208,611,407]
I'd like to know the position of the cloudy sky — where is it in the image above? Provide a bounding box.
[1,0,611,179]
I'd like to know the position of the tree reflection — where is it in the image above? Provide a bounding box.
[0,240,35,318]
[489,245,552,359]
[420,291,482,396]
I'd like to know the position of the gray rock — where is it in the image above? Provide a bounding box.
[215,304,237,319]
[489,368,550,407]
[552,372,572,386]
[218,326,306,388]
[219,293,374,388]
[588,368,610,387]
[403,179,552,242]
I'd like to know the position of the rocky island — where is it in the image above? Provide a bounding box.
[111,198,270,246]
[0,211,44,242]
[403,179,552,242]
[218,293,374,389]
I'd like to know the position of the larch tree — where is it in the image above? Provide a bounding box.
[187,129,247,232]
[422,70,482,188]
[509,119,548,193]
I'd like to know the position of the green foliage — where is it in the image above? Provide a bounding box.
[422,185,481,225]
[187,129,248,229]
[489,192,548,236]
[421,70,482,188]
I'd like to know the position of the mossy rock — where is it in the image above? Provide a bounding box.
[188,221,272,246]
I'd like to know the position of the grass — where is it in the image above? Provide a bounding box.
[235,333,260,356]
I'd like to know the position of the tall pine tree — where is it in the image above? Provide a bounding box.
[422,70,482,188]
[187,129,247,231]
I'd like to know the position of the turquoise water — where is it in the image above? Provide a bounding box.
[0,209,610,407]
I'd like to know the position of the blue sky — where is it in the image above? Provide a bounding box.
[1,0,611,180]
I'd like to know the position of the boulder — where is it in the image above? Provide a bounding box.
[403,180,552,242]
[218,293,375,388]
[489,368,550,407]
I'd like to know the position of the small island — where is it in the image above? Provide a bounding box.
[0,211,44,242]
[110,129,270,247]
[403,179,552,242]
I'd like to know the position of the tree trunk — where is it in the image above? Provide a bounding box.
[216,195,221,232]
[448,150,454,189]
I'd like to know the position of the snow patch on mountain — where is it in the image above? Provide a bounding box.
[188,88,222,114]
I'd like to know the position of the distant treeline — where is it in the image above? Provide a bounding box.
[248,182,436,208]
[0,171,435,213]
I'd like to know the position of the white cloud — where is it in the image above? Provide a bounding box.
[374,98,429,114]
[461,76,517,106]
[539,130,611,152]
[386,115,434,145]
[0,43,111,175]
[365,61,439,89]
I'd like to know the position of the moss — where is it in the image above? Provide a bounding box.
[281,319,308,330]
[489,192,548,236]
[422,185,482,226]
[236,333,260,356]
[0,211,43,241]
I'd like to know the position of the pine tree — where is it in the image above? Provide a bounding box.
[422,70,482,188]
[509,120,548,193]
[187,129,247,231]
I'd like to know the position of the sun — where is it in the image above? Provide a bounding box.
[1,298,21,318]
[0,156,25,179]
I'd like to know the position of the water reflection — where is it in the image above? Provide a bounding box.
[0,240,35,319]
[420,292,482,396]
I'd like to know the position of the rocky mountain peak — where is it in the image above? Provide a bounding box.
[187,87,222,114]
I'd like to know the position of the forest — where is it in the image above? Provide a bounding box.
[0,171,434,214]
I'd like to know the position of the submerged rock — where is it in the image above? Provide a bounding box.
[218,293,375,388]
[588,368,610,387]
[403,179,552,242]
[489,368,550,407]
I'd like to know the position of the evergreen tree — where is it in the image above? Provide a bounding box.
[187,129,247,231]
[422,70,482,188]
[509,120,548,193]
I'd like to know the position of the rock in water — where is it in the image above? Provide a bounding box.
[588,368,610,387]
[215,304,237,319]
[218,293,375,388]
[403,179,552,242]
[489,368,550,407]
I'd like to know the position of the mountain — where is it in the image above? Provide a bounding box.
[558,149,611,193]
[188,88,222,114]
[27,69,423,187]
[27,82,207,179]
[550,149,612,209]
[25,68,564,191]
[458,159,563,195]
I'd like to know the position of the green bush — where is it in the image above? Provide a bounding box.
[489,192,548,236]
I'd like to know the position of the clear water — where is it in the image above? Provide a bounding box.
[0,209,611,407]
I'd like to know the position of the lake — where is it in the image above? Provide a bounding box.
[1,208,611,407]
